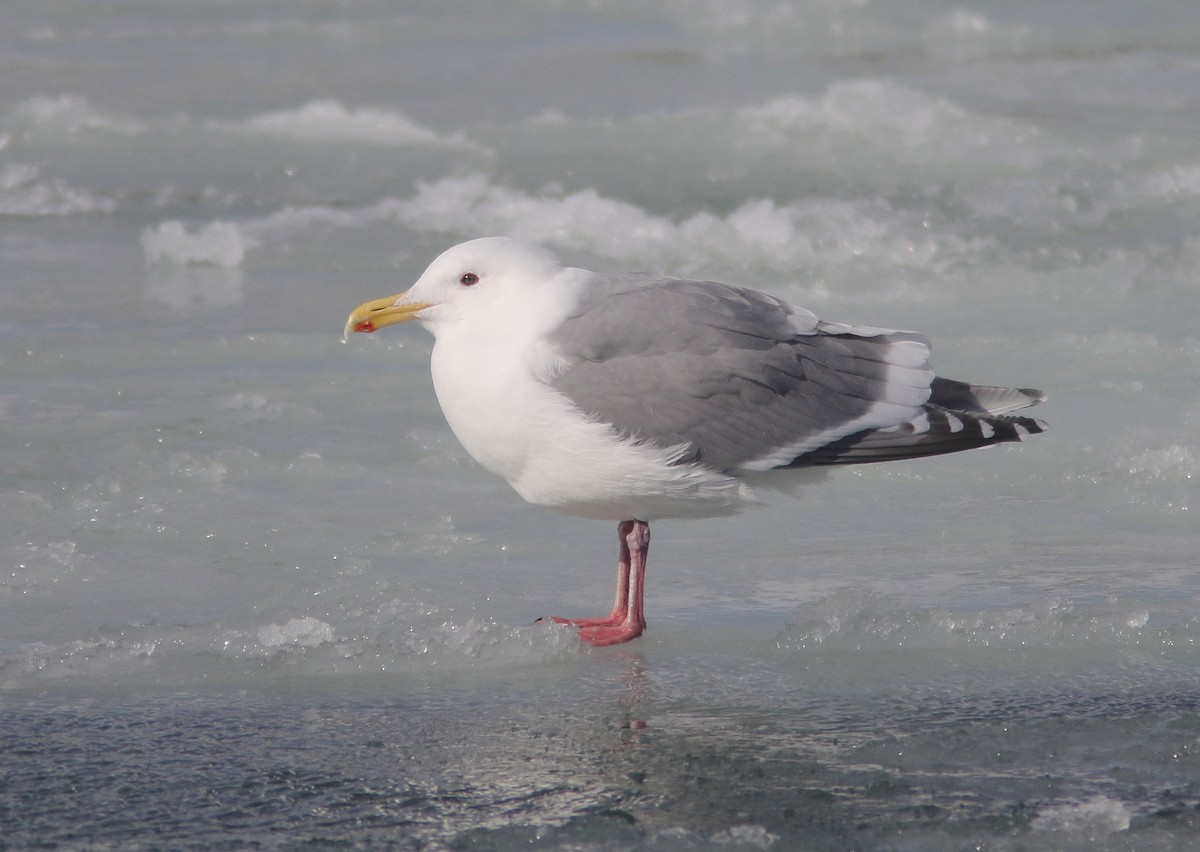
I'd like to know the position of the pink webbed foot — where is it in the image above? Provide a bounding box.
[549,614,645,647]
[547,519,651,648]
[577,621,645,646]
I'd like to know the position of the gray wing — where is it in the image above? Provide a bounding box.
[547,275,1045,474]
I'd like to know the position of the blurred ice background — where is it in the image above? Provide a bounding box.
[2,0,1199,848]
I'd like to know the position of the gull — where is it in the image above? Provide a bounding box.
[345,237,1046,646]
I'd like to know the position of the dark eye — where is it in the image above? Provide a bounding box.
[459,272,479,286]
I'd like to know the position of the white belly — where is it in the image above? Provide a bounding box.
[429,337,751,522]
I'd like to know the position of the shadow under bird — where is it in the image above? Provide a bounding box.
[345,237,1047,646]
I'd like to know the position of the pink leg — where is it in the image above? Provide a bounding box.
[558,520,635,628]
[552,520,650,646]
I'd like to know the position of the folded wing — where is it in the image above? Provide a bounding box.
[548,275,1045,475]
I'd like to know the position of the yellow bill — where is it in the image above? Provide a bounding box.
[343,292,433,339]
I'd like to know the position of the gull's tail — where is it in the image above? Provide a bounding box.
[799,378,1047,466]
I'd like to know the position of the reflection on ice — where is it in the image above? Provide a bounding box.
[143,264,245,309]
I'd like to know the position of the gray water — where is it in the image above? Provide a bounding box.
[3,1,1199,848]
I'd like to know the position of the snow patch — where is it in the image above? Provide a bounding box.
[0,163,116,216]
[241,100,473,148]
[141,220,249,266]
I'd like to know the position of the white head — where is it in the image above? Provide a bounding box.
[344,238,569,339]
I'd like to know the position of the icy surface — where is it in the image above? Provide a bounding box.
[2,0,1200,848]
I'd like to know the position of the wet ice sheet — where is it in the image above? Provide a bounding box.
[3,0,1200,848]
[5,638,1200,850]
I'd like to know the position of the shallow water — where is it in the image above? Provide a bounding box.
[3,0,1199,848]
